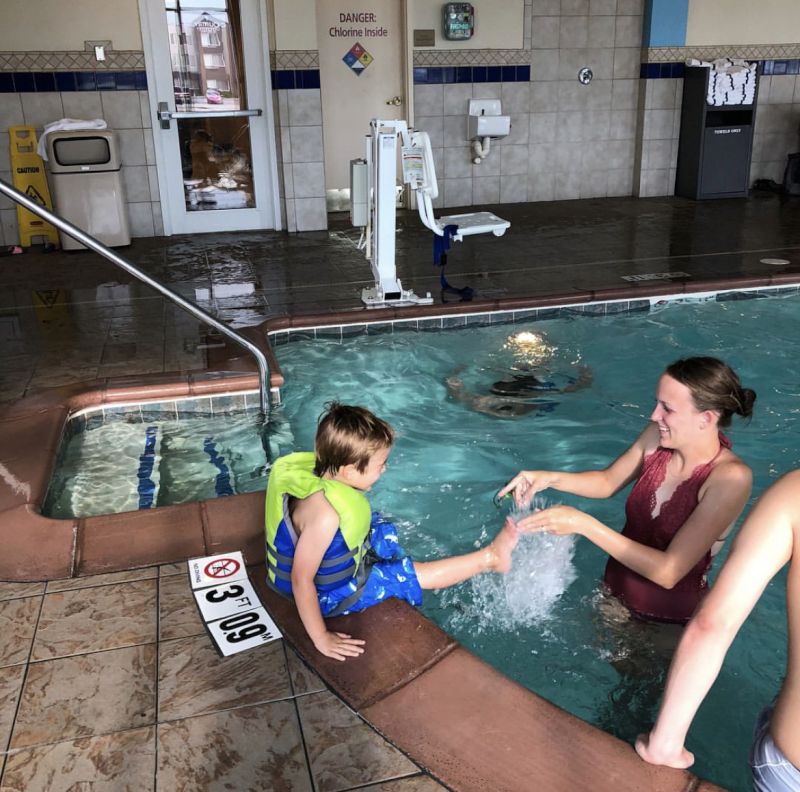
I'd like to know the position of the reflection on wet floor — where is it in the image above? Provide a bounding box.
[1,194,800,405]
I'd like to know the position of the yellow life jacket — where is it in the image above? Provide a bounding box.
[264,452,372,595]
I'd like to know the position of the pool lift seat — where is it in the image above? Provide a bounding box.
[409,129,510,243]
[357,119,510,308]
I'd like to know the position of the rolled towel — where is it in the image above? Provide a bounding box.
[37,118,108,161]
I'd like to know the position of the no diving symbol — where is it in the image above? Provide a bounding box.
[204,557,241,579]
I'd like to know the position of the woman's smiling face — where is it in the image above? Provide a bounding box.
[650,374,711,447]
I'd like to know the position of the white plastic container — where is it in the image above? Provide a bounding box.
[46,130,131,250]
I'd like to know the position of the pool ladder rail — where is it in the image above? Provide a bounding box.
[0,177,274,414]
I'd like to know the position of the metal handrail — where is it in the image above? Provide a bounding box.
[0,178,271,413]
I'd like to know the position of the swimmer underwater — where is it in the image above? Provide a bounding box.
[264,402,520,661]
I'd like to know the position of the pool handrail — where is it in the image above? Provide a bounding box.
[0,177,272,413]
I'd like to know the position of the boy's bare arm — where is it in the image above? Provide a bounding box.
[291,492,366,661]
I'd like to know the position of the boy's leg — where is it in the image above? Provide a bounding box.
[415,520,519,590]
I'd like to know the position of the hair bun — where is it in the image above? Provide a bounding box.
[738,388,757,419]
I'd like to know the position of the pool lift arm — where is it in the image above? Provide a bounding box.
[353,119,510,308]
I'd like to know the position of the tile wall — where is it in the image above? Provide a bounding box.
[0,55,159,247]
[412,0,645,207]
[270,51,326,232]
[273,81,326,232]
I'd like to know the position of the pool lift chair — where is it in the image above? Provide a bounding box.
[352,119,510,308]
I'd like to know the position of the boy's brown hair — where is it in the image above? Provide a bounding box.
[314,402,395,478]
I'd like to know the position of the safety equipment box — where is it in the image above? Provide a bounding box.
[46,130,131,250]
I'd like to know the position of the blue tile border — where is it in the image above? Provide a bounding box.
[640,58,800,79]
[0,70,147,92]
[413,64,530,84]
[270,69,321,90]
[270,300,652,344]
[269,285,800,345]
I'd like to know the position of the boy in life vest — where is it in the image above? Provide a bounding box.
[265,402,520,661]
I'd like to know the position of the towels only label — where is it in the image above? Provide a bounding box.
[187,552,282,657]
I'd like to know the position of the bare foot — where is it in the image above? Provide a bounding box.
[487,520,520,573]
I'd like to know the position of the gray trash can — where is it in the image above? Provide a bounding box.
[46,129,131,250]
[675,66,757,200]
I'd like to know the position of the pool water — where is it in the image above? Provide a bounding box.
[275,294,800,792]
[43,410,294,518]
[46,293,800,790]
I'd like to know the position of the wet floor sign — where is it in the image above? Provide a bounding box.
[9,126,59,247]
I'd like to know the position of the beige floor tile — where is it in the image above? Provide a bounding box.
[159,562,185,577]
[0,582,45,602]
[158,574,205,641]
[46,566,157,593]
[158,634,290,721]
[1,726,156,792]
[10,644,156,749]
[297,690,419,792]
[157,700,312,791]
[0,665,26,753]
[360,777,448,791]
[286,645,326,696]
[32,579,156,660]
[0,596,40,668]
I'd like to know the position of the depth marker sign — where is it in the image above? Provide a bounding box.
[187,551,282,657]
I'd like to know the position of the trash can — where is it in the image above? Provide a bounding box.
[675,65,758,199]
[46,130,131,250]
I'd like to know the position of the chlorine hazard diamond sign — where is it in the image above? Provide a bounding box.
[343,42,373,76]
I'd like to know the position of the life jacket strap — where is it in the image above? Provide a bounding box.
[266,555,357,585]
[266,541,359,569]
[324,560,371,616]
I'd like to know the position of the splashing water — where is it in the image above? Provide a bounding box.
[440,495,578,632]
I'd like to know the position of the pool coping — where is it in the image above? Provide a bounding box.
[2,275,788,791]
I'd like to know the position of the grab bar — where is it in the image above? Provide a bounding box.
[0,178,273,414]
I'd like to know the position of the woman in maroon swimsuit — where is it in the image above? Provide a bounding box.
[499,357,756,624]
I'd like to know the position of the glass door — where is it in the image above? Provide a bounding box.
[140,0,279,234]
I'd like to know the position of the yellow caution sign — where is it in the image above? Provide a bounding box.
[8,126,59,248]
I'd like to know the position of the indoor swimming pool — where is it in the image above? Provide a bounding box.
[46,290,800,791]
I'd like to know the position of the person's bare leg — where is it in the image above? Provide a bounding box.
[415,520,519,590]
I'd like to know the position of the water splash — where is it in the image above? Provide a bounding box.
[440,495,578,633]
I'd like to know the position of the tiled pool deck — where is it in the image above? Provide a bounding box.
[2,194,799,790]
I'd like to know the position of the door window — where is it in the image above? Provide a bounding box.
[166,0,254,211]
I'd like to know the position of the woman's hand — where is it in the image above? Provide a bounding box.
[312,630,366,661]
[634,732,694,769]
[512,504,592,537]
[497,470,556,508]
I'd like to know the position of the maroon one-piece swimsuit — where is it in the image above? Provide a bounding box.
[602,433,732,624]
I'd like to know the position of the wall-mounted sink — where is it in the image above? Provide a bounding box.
[467,98,510,140]
[468,114,511,139]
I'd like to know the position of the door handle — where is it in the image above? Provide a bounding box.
[385,96,402,106]
[157,102,262,129]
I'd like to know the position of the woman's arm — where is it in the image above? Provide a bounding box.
[498,424,655,506]
[291,492,366,661]
[636,470,797,768]
[515,458,752,589]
